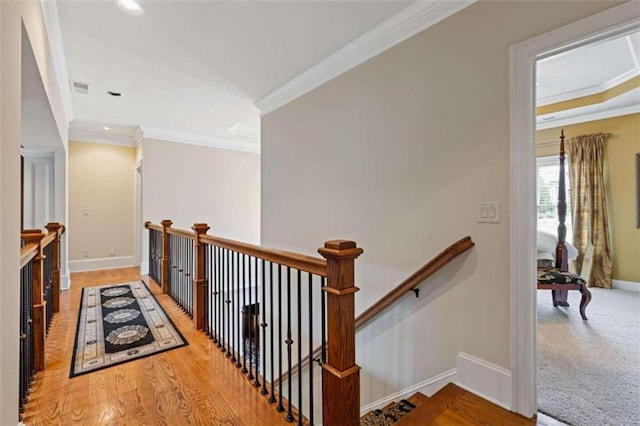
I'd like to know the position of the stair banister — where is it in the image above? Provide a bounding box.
[355,236,474,329]
[145,220,363,424]
[275,236,475,389]
[319,240,363,426]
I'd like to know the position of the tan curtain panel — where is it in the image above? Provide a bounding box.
[567,133,613,288]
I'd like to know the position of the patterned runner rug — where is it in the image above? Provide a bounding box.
[70,280,187,377]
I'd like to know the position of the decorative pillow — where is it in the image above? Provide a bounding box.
[537,259,553,269]
[537,268,586,285]
[537,230,578,260]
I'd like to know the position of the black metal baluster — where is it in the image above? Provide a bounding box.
[204,245,209,335]
[236,253,247,374]
[216,246,222,347]
[269,262,276,404]
[308,272,314,425]
[223,248,229,355]
[225,250,233,358]
[297,269,303,425]
[321,276,326,365]
[247,256,254,380]
[261,259,268,396]
[253,256,260,388]
[286,267,294,422]
[231,251,238,364]
[277,264,284,413]
[189,239,193,316]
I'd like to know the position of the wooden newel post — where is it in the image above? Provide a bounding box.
[45,223,64,313]
[318,240,363,426]
[22,229,47,371]
[192,223,210,330]
[161,220,173,294]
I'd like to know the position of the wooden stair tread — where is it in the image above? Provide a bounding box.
[406,392,429,407]
[396,383,531,425]
[396,383,466,425]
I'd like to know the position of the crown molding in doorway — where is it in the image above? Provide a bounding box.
[255,0,476,116]
[510,1,640,418]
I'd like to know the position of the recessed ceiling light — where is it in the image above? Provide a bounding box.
[103,126,111,130]
[107,91,122,97]
[115,0,145,16]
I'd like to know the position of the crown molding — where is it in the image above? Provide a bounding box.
[69,127,141,147]
[536,104,640,130]
[141,127,260,154]
[40,0,74,122]
[255,0,476,116]
[537,67,640,106]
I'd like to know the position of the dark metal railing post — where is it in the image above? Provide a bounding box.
[318,240,363,426]
[21,229,47,372]
[161,220,173,294]
[45,223,63,313]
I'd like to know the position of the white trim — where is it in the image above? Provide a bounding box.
[537,68,640,106]
[255,0,476,116]
[612,279,640,292]
[456,352,511,411]
[627,35,640,69]
[141,127,260,154]
[68,256,137,272]
[68,127,141,147]
[536,104,640,130]
[39,0,74,124]
[140,261,149,276]
[61,274,70,291]
[359,369,456,416]
[510,2,640,417]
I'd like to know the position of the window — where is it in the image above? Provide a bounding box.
[536,156,572,241]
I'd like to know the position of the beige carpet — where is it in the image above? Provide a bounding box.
[537,287,640,425]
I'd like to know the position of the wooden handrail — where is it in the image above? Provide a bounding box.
[145,221,327,276]
[145,220,360,424]
[276,236,475,388]
[41,231,56,249]
[201,234,327,277]
[166,227,196,239]
[355,236,474,329]
[145,222,163,232]
[20,243,39,269]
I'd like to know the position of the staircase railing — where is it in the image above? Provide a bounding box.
[355,236,474,328]
[275,236,475,390]
[145,220,363,425]
[19,223,65,417]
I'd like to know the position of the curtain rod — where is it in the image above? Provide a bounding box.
[537,132,615,147]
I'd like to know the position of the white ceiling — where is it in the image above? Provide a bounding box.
[536,31,640,128]
[53,2,640,145]
[57,0,411,148]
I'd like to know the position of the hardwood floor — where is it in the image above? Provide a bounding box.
[22,267,289,425]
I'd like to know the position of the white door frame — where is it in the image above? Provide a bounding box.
[510,2,640,417]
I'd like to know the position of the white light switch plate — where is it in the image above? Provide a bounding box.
[478,202,501,223]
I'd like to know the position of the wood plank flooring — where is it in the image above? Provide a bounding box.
[22,267,289,426]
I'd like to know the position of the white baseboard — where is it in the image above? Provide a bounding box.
[61,274,70,290]
[456,352,511,411]
[612,279,640,292]
[360,369,456,416]
[140,261,149,275]
[68,256,137,272]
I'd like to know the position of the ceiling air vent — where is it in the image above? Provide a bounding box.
[70,80,89,95]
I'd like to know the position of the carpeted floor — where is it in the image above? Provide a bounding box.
[537,287,640,425]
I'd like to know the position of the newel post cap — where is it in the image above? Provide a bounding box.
[318,240,363,260]
[161,220,173,229]
[45,222,62,233]
[22,229,46,243]
[192,223,210,235]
